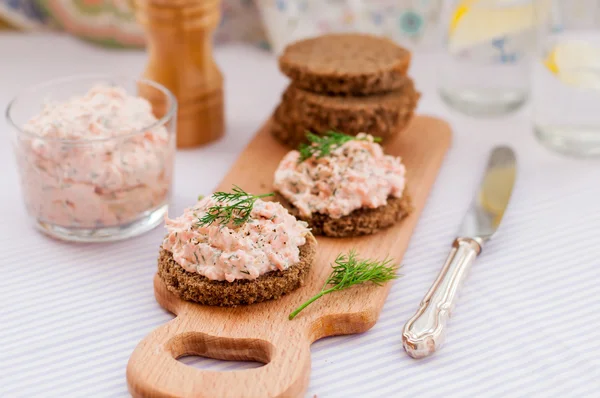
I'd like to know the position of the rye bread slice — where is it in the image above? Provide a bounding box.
[275,193,413,237]
[271,78,419,148]
[157,233,317,306]
[279,33,411,95]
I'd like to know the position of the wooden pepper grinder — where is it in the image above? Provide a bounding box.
[135,0,224,148]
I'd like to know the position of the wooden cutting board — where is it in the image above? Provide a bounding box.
[127,115,452,398]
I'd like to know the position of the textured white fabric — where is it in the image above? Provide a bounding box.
[1,34,599,398]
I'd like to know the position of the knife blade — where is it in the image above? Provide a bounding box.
[402,146,517,359]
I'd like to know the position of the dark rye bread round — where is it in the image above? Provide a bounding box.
[275,193,413,237]
[157,233,317,306]
[279,33,411,95]
[271,78,420,148]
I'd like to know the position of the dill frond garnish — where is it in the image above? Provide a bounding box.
[298,131,381,162]
[196,185,274,227]
[289,249,400,320]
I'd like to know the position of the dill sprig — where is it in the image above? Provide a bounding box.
[289,250,400,320]
[196,185,274,227]
[298,131,381,162]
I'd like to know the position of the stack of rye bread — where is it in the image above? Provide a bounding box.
[271,33,420,148]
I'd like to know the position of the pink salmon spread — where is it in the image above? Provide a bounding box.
[162,196,310,282]
[274,133,406,218]
[18,84,173,228]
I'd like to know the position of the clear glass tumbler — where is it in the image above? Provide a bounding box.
[6,75,177,242]
[439,0,548,116]
[532,1,600,157]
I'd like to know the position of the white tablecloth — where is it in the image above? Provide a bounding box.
[1,34,599,398]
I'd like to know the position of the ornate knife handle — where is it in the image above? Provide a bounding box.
[402,237,482,359]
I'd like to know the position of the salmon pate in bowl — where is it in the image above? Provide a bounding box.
[5,75,177,242]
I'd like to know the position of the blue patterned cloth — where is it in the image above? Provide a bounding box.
[0,0,49,28]
[0,0,443,51]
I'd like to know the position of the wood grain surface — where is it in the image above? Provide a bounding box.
[127,115,452,398]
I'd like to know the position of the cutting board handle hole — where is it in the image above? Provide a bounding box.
[177,354,266,371]
[168,332,273,370]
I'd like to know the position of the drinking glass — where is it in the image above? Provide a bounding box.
[439,0,550,116]
[532,1,600,157]
[6,75,177,242]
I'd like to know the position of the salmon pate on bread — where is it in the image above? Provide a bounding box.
[273,132,412,237]
[158,187,317,306]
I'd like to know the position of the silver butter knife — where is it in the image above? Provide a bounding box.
[402,146,517,359]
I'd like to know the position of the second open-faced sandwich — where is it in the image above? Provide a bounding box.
[158,186,317,306]
[274,132,412,237]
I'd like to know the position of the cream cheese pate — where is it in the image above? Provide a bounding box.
[162,196,310,282]
[18,84,173,228]
[274,133,406,218]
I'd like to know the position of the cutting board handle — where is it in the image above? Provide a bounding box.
[127,315,312,398]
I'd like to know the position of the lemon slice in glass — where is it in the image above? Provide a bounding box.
[544,40,600,89]
[449,0,551,54]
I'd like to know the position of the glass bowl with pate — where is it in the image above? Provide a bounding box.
[5,75,177,242]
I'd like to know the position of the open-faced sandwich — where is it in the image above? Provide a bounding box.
[274,132,412,237]
[158,186,317,306]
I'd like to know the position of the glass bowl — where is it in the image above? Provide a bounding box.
[5,75,177,242]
